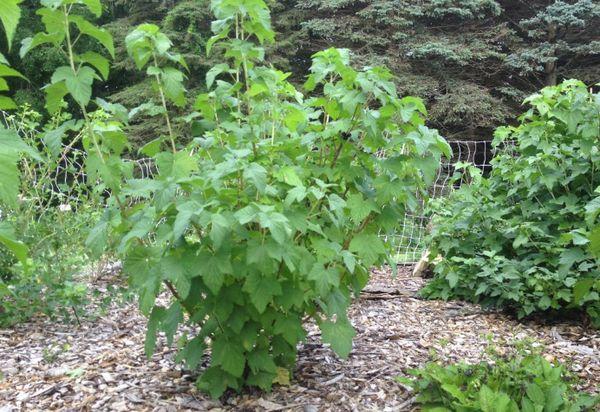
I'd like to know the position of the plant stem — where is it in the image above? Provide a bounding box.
[152,53,177,153]
[342,214,373,251]
[62,5,125,213]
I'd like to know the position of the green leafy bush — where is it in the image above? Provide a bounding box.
[422,80,600,326]
[0,0,103,326]
[0,104,103,326]
[399,341,599,411]
[15,0,449,397]
[0,0,36,277]
[114,4,447,397]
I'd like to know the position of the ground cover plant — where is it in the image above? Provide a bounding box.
[400,340,599,411]
[13,0,450,398]
[422,80,600,326]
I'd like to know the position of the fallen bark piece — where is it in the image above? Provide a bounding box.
[412,249,442,277]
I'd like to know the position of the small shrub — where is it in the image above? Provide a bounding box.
[422,80,600,326]
[399,341,599,411]
[16,0,450,398]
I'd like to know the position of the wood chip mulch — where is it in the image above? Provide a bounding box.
[0,265,598,411]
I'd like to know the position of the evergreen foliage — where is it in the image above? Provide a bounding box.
[507,0,600,87]
[3,1,599,144]
[292,0,600,138]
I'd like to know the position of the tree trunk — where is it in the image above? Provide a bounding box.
[545,61,557,86]
[545,23,558,86]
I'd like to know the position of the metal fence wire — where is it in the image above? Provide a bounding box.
[1,112,155,205]
[384,140,512,264]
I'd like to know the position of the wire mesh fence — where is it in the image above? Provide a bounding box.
[1,112,155,207]
[385,140,502,264]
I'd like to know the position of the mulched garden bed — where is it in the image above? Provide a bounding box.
[1,265,598,411]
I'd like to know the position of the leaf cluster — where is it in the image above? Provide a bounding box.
[400,341,599,411]
[0,0,27,110]
[20,0,115,112]
[0,1,40,269]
